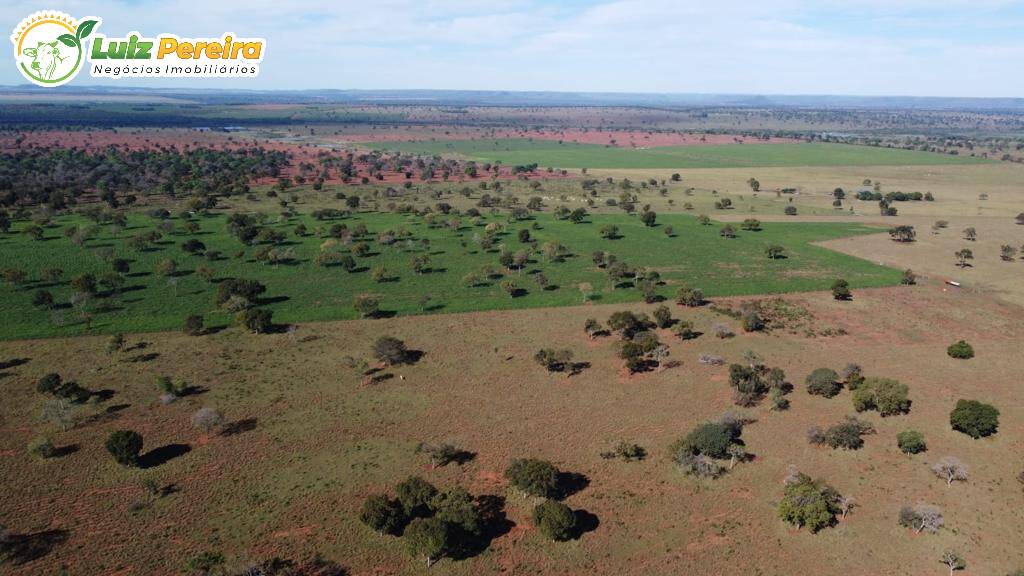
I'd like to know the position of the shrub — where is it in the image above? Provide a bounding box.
[898,503,944,534]
[824,418,872,450]
[415,442,467,468]
[841,363,865,390]
[698,353,725,365]
[404,516,450,568]
[533,500,577,541]
[354,293,381,317]
[236,308,273,333]
[27,436,56,459]
[534,348,574,373]
[778,473,841,532]
[36,373,62,394]
[805,368,841,398]
[373,336,410,366]
[728,364,768,407]
[360,495,406,535]
[106,430,143,466]
[192,408,225,433]
[183,314,204,336]
[653,305,672,328]
[395,476,438,517]
[831,278,851,300]
[741,310,764,332]
[505,458,560,498]
[897,430,927,454]
[852,377,910,416]
[950,399,999,438]
[946,340,974,359]
[600,441,646,461]
[673,320,697,340]
[711,323,734,339]
[675,286,704,307]
[672,422,739,460]
[770,388,790,411]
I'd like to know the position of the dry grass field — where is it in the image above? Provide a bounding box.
[1,281,1021,575]
[1,117,1022,576]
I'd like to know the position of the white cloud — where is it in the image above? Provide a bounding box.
[1,0,1023,96]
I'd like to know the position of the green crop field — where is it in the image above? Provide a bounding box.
[363,139,988,169]
[0,211,901,340]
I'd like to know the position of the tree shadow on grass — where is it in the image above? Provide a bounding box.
[0,528,68,565]
[221,418,258,436]
[53,443,79,457]
[0,358,31,370]
[554,472,590,500]
[567,362,591,377]
[571,509,600,539]
[139,443,191,469]
[448,494,515,561]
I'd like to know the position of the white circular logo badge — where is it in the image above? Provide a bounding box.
[10,11,101,87]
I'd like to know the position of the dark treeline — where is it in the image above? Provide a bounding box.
[0,146,288,207]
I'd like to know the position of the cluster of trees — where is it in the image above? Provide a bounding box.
[727,361,789,408]
[670,413,749,479]
[778,468,848,532]
[0,145,286,207]
[360,476,493,567]
[808,416,875,450]
[606,310,670,373]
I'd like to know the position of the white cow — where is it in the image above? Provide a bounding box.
[23,41,66,80]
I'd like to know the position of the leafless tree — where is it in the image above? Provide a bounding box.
[932,457,968,486]
[915,504,944,534]
[836,496,856,519]
[940,550,965,575]
[192,407,225,434]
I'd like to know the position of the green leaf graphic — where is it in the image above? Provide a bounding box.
[76,20,98,40]
[57,34,78,48]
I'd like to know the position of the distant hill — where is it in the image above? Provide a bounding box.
[2,85,1024,111]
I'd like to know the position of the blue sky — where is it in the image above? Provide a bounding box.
[4,0,1024,96]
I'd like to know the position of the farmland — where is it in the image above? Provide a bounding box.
[1,285,1022,575]
[364,140,989,170]
[0,97,1022,576]
[0,210,900,340]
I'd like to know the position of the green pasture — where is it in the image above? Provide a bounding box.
[0,210,902,340]
[364,139,988,170]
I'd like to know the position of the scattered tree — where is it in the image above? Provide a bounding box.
[950,399,999,438]
[897,430,927,454]
[505,458,559,498]
[946,340,974,359]
[932,456,969,486]
[105,430,143,467]
[533,500,577,541]
[831,278,851,300]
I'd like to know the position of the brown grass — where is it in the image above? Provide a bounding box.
[2,283,1022,575]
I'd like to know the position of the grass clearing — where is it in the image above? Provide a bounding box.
[1,286,1021,575]
[363,139,989,169]
[0,212,901,340]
